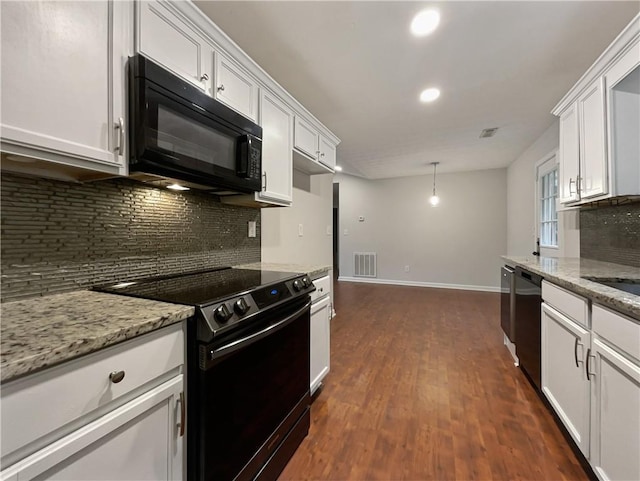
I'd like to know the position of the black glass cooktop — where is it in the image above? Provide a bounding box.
[95,268,300,306]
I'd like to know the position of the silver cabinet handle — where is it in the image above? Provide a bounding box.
[320,152,325,158]
[574,338,584,367]
[217,84,225,92]
[200,73,209,81]
[115,117,124,154]
[586,348,596,380]
[109,370,125,383]
[569,178,576,195]
[177,392,185,437]
[576,175,582,195]
[262,171,267,191]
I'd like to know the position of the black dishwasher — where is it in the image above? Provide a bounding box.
[514,267,543,389]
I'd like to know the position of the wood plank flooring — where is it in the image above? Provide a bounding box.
[279,281,588,481]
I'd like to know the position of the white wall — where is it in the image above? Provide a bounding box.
[335,169,507,291]
[506,120,580,257]
[261,170,333,265]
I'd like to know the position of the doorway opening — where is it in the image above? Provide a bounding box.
[333,182,339,278]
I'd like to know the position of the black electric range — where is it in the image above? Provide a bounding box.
[95,267,316,481]
[96,267,315,342]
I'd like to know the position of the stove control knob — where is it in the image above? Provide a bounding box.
[214,304,232,323]
[234,298,249,316]
[301,277,310,287]
[292,279,302,292]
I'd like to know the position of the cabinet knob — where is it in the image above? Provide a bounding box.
[200,73,209,81]
[217,84,225,92]
[109,370,125,384]
[320,152,325,157]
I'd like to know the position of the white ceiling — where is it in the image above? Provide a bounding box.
[195,1,639,179]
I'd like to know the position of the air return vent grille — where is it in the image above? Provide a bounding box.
[480,127,499,138]
[354,252,377,278]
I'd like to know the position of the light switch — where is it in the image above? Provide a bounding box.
[248,221,256,238]
[298,224,304,237]
[344,229,349,236]
[326,225,332,236]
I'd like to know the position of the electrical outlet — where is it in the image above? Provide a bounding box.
[404,265,410,272]
[298,224,304,237]
[344,229,349,236]
[358,216,365,222]
[248,221,256,238]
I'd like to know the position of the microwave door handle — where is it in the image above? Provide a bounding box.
[237,134,250,178]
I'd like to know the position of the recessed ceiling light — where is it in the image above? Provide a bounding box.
[420,88,440,103]
[166,183,190,191]
[411,9,440,37]
[334,165,343,172]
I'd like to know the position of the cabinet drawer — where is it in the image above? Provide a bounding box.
[592,304,640,363]
[1,323,184,465]
[310,275,331,303]
[542,281,589,327]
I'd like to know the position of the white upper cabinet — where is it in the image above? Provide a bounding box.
[221,90,292,208]
[319,135,337,171]
[294,116,320,160]
[558,103,581,203]
[257,91,293,205]
[578,79,608,200]
[137,0,210,92]
[213,53,259,122]
[605,36,640,198]
[293,116,336,174]
[553,14,640,205]
[0,0,132,178]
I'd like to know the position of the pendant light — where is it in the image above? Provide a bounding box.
[429,162,440,206]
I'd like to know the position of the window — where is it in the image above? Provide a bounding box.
[539,166,558,247]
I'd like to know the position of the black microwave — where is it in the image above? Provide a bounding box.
[129,55,262,193]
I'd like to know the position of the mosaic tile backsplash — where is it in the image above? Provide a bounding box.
[1,173,260,301]
[580,200,640,268]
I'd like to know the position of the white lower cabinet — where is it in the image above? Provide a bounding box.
[589,309,640,481]
[1,376,184,481]
[541,302,591,456]
[0,324,185,481]
[542,282,640,481]
[310,295,331,395]
[310,275,332,395]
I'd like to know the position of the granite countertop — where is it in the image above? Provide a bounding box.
[235,262,332,280]
[502,256,640,320]
[0,291,194,384]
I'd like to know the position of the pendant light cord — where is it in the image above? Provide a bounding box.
[432,162,437,195]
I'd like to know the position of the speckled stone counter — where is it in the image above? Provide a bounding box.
[502,256,640,320]
[1,291,194,383]
[235,262,331,280]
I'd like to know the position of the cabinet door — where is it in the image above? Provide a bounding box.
[137,0,209,92]
[214,54,259,122]
[294,117,319,160]
[0,1,129,173]
[310,296,331,395]
[258,91,293,205]
[590,339,640,481]
[558,102,581,203]
[541,303,591,456]
[319,136,337,171]
[0,376,184,481]
[578,79,608,200]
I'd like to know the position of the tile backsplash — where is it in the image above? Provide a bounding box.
[580,200,640,268]
[1,173,260,301]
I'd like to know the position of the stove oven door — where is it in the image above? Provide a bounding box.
[188,297,311,481]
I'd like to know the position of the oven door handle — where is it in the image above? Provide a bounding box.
[209,300,311,363]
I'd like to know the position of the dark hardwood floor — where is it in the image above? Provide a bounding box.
[279,281,588,481]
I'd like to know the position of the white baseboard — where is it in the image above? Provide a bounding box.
[337,276,500,293]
